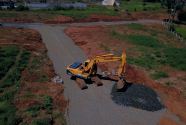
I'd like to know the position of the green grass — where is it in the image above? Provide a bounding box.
[0,13,18,18]
[0,49,30,88]
[165,82,177,86]
[127,23,147,31]
[29,58,41,69]
[0,68,22,88]
[0,89,17,101]
[120,1,161,12]
[160,47,186,71]
[0,101,22,125]
[54,113,62,119]
[151,71,169,79]
[99,44,110,52]
[128,35,162,47]
[22,94,35,98]
[127,54,158,70]
[148,10,168,14]
[43,95,53,107]
[33,117,51,125]
[175,26,186,39]
[29,5,120,19]
[150,30,164,36]
[0,46,19,80]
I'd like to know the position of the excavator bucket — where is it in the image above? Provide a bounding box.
[75,78,87,89]
[116,79,126,90]
[91,76,103,86]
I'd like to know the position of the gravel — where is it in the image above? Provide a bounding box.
[111,83,165,111]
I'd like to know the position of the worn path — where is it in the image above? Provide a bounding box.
[4,20,182,125]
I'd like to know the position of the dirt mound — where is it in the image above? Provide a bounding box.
[0,27,47,52]
[13,17,36,23]
[13,98,41,110]
[45,14,137,24]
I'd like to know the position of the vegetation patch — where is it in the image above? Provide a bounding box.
[99,44,110,52]
[0,46,19,80]
[0,48,31,88]
[128,35,162,47]
[151,71,169,80]
[33,117,51,125]
[0,101,21,125]
[165,82,177,86]
[127,23,147,31]
[0,88,17,101]
[22,94,35,98]
[160,47,186,71]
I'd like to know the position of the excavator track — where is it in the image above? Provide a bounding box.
[75,78,87,89]
[91,76,103,86]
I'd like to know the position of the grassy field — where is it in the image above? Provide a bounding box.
[30,5,120,18]
[108,23,186,79]
[0,46,66,125]
[120,0,161,12]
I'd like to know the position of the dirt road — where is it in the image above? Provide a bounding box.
[4,20,183,125]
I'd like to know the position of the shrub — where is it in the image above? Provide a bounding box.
[0,89,17,101]
[0,67,21,88]
[25,105,41,112]
[154,51,161,57]
[43,95,53,107]
[24,6,29,10]
[53,3,61,11]
[127,23,147,31]
[134,8,136,11]
[178,11,186,21]
[128,35,162,47]
[33,117,51,125]
[22,94,35,98]
[169,25,175,32]
[0,101,22,125]
[15,5,25,11]
[151,71,169,80]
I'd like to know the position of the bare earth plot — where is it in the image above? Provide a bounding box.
[30,21,184,125]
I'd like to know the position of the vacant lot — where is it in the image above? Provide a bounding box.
[0,27,68,125]
[65,22,186,124]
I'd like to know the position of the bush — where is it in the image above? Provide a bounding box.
[154,51,161,57]
[134,8,136,11]
[0,101,22,125]
[24,6,29,10]
[151,71,169,79]
[0,89,17,101]
[33,117,51,125]
[15,5,25,11]
[169,25,175,32]
[178,11,186,21]
[53,3,61,11]
[43,95,53,107]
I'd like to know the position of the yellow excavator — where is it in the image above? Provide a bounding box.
[66,52,127,90]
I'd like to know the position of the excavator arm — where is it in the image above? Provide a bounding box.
[83,52,126,78]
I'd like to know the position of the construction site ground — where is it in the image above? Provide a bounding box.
[0,11,186,125]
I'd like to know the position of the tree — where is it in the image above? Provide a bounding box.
[162,0,186,22]
[113,2,117,13]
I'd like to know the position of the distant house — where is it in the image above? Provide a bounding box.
[102,0,119,6]
[0,0,15,8]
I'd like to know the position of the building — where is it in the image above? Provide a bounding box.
[102,0,119,6]
[0,0,16,8]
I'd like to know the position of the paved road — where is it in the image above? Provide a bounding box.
[3,20,182,125]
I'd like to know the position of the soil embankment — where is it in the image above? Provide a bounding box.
[64,24,186,125]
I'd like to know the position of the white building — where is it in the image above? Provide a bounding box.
[102,0,119,6]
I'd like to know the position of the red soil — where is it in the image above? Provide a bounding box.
[64,25,186,124]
